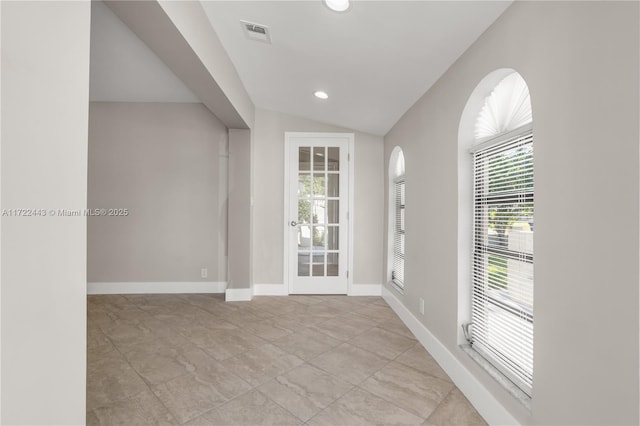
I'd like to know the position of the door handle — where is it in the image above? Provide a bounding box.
[290,221,298,227]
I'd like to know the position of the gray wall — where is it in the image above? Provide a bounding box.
[383,1,639,425]
[253,108,384,288]
[88,102,228,283]
[227,129,252,291]
[1,1,90,423]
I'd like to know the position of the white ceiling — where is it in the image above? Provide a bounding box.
[90,1,199,103]
[90,1,512,135]
[201,1,512,135]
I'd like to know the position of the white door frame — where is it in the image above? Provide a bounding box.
[283,132,354,295]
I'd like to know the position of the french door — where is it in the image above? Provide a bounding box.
[285,133,352,294]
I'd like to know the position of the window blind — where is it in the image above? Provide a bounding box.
[392,178,405,287]
[471,127,534,395]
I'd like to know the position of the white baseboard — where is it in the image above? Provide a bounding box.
[225,287,253,301]
[87,281,227,295]
[348,283,382,296]
[253,283,288,296]
[382,286,519,426]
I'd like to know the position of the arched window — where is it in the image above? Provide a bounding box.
[463,72,534,396]
[389,147,405,290]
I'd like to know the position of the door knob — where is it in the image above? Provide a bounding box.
[290,221,298,227]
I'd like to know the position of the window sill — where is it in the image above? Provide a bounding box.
[460,344,531,410]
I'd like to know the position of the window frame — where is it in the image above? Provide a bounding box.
[469,123,534,396]
[392,176,405,288]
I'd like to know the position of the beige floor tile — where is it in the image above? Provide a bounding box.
[151,368,252,424]
[377,316,418,340]
[324,300,363,312]
[257,364,353,422]
[86,410,99,425]
[100,318,163,352]
[249,297,295,314]
[87,348,149,411]
[152,301,231,322]
[303,303,345,319]
[424,388,487,426]
[273,327,341,360]
[271,312,328,332]
[309,313,375,341]
[395,343,452,383]
[243,319,293,341]
[309,343,388,385]
[87,295,479,425]
[307,387,423,426]
[123,336,223,385]
[243,305,281,319]
[224,343,304,386]
[87,326,111,350]
[360,361,454,419]
[185,390,302,426]
[108,307,155,323]
[87,310,117,328]
[89,295,135,311]
[350,327,417,360]
[89,390,176,426]
[132,318,186,342]
[136,299,195,316]
[287,295,327,305]
[180,326,266,360]
[154,310,238,333]
[220,308,264,326]
[178,294,225,312]
[354,304,398,322]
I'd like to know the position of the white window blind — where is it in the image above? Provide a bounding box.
[392,177,405,287]
[471,125,534,395]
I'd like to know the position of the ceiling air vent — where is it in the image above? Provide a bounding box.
[240,20,271,44]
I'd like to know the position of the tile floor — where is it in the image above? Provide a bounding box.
[87,294,486,425]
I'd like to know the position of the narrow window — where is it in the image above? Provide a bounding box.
[389,147,405,290]
[392,176,405,287]
[468,72,534,395]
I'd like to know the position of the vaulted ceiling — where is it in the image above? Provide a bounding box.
[90,1,512,136]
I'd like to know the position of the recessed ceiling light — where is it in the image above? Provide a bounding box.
[314,90,329,100]
[325,0,349,12]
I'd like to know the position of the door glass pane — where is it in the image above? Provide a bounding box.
[327,200,339,224]
[314,147,325,171]
[312,263,325,277]
[327,226,339,250]
[298,253,310,276]
[298,200,311,224]
[298,174,311,197]
[327,174,339,197]
[298,226,311,249]
[312,200,326,224]
[327,147,339,171]
[299,147,310,171]
[312,250,325,277]
[313,174,326,196]
[312,226,325,248]
[327,253,339,276]
[312,251,324,264]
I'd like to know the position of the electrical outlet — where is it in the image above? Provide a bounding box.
[419,298,425,315]
[201,268,208,279]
